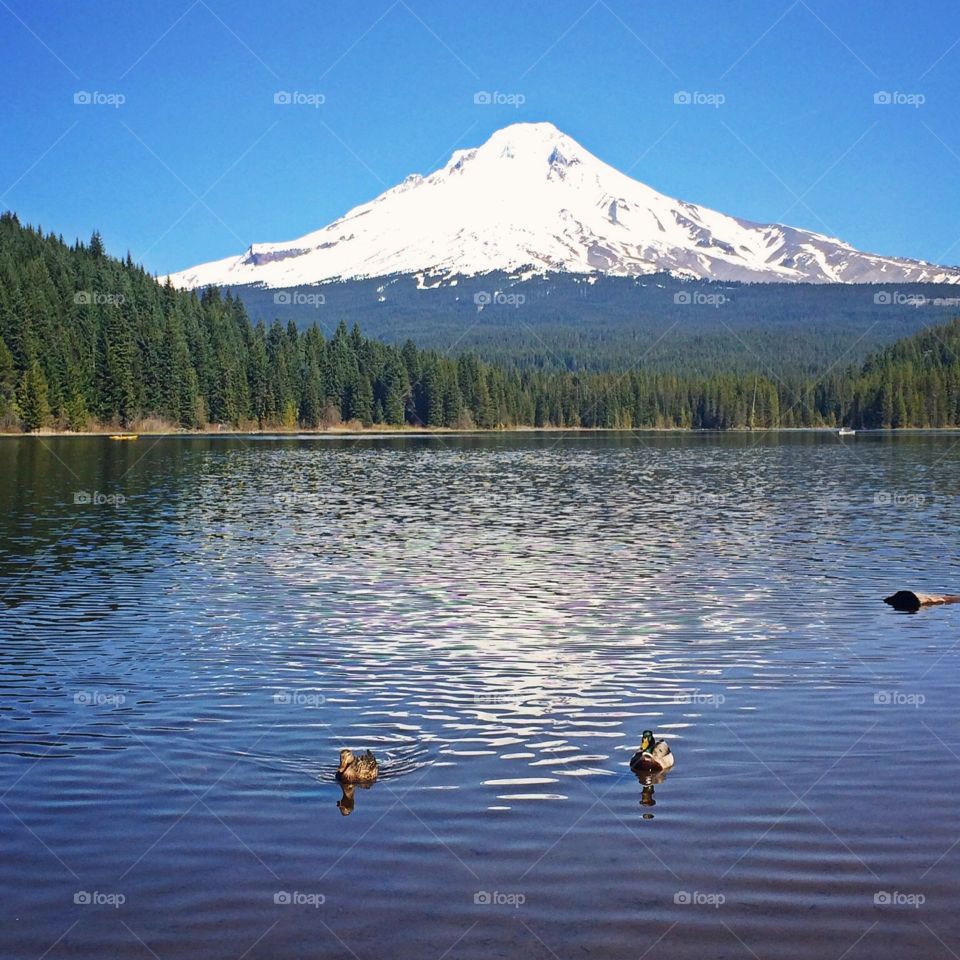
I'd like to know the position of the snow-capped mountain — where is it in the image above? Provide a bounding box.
[165,121,960,288]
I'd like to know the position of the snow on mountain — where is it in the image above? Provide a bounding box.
[164,121,960,289]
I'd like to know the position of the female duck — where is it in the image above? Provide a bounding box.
[336,749,379,783]
[630,730,675,773]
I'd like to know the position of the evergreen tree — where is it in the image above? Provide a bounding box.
[19,361,51,431]
[0,336,18,425]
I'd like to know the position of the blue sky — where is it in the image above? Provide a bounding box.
[2,0,959,275]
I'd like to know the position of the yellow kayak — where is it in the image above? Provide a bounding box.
[109,434,139,441]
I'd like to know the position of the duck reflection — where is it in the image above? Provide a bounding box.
[336,781,378,816]
[337,783,355,815]
[634,769,667,819]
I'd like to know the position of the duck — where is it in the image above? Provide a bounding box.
[336,749,378,783]
[630,730,675,773]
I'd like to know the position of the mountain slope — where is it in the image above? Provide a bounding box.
[165,122,960,288]
[230,272,960,376]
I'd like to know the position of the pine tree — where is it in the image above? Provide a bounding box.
[347,373,374,426]
[97,303,137,425]
[63,360,90,430]
[19,361,51,431]
[381,351,408,425]
[0,336,18,426]
[248,323,271,426]
[298,359,322,427]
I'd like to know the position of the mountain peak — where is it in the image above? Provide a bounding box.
[480,120,571,147]
[165,125,960,289]
[442,122,587,177]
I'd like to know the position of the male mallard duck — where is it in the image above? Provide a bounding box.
[336,749,378,783]
[630,730,675,773]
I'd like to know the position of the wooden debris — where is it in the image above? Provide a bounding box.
[884,591,960,612]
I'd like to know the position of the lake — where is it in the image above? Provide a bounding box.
[1,431,958,959]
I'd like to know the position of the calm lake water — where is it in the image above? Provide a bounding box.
[1,432,959,960]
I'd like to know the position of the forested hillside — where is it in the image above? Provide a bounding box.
[837,317,960,428]
[231,270,960,376]
[0,212,524,432]
[1,212,958,433]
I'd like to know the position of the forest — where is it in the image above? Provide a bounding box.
[233,267,960,376]
[1,212,959,433]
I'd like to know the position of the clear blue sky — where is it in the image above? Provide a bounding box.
[2,0,959,275]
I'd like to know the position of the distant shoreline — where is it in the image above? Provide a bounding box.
[4,426,959,439]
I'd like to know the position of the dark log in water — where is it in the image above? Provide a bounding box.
[884,591,960,612]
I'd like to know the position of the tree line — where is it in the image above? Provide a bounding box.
[236,270,953,377]
[1,212,959,433]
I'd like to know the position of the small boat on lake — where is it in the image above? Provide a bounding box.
[109,434,139,441]
[838,427,856,436]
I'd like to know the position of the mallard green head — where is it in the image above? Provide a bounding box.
[640,730,655,752]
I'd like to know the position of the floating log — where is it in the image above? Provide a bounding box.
[884,591,960,612]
